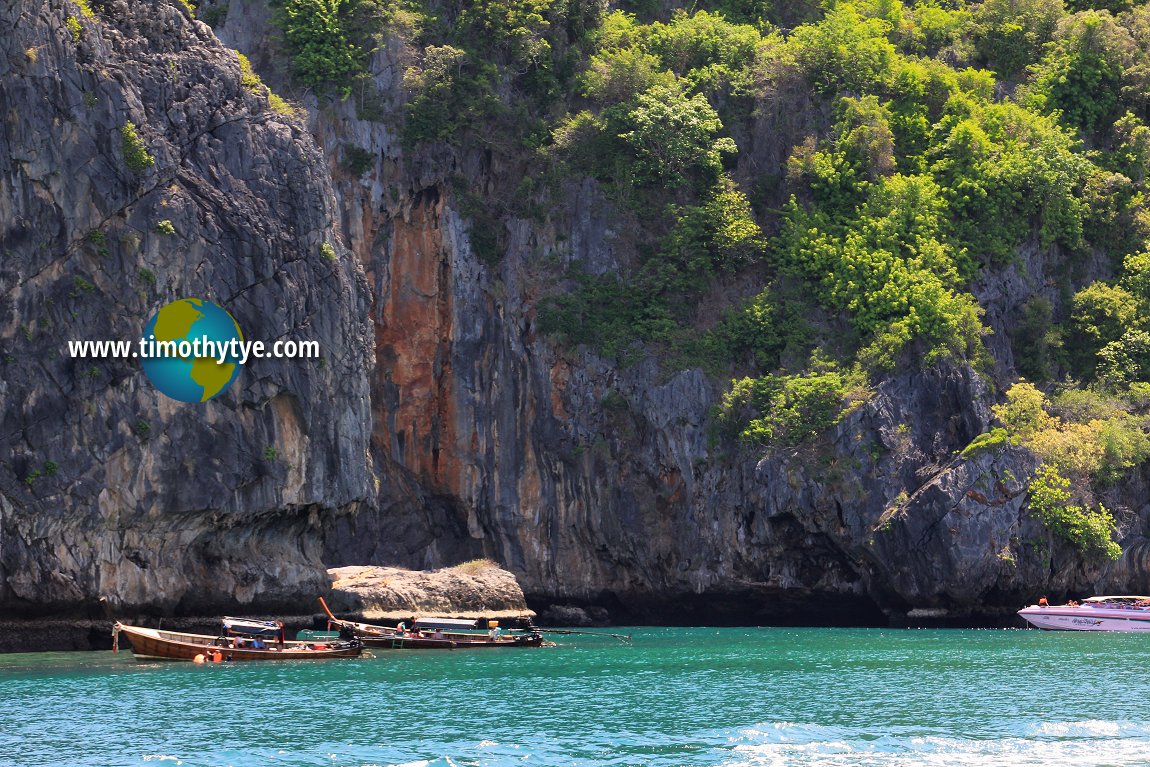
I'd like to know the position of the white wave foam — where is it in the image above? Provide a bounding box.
[721,722,1150,767]
[1031,720,1150,738]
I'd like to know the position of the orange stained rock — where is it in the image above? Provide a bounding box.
[373,188,460,494]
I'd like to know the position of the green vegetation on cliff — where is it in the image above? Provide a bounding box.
[272,0,1150,462]
[120,121,154,172]
[969,381,1150,558]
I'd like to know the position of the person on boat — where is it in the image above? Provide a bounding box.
[489,625,503,641]
[1038,597,1049,607]
[432,628,445,640]
[252,637,266,650]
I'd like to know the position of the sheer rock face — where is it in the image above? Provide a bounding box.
[0,0,373,616]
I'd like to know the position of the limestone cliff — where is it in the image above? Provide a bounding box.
[5,0,1150,634]
[0,0,373,617]
[284,8,1150,623]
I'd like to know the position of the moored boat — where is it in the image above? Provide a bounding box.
[318,597,545,649]
[1018,596,1150,631]
[112,618,364,661]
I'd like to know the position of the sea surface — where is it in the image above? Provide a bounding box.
[1,627,1147,766]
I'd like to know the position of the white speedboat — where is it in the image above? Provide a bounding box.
[1018,596,1150,631]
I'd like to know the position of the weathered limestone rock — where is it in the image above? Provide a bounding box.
[325,561,533,619]
[0,0,373,617]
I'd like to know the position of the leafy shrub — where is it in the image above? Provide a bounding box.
[720,364,869,447]
[1108,114,1150,183]
[972,0,1063,78]
[273,0,389,93]
[1027,464,1121,560]
[990,379,1149,542]
[652,177,763,296]
[403,46,502,144]
[777,171,986,369]
[617,82,737,189]
[696,0,772,27]
[931,103,1094,260]
[961,427,1014,458]
[456,0,554,64]
[1049,386,1123,422]
[992,382,1054,437]
[536,272,675,360]
[120,122,154,173]
[1068,281,1143,375]
[237,52,263,92]
[904,3,975,59]
[267,92,302,117]
[643,10,759,92]
[1123,251,1150,298]
[1097,329,1150,387]
[1027,420,1107,477]
[784,5,897,94]
[155,220,176,235]
[1096,412,1150,483]
[71,0,95,19]
[1024,10,1134,135]
[581,47,673,104]
[698,283,812,372]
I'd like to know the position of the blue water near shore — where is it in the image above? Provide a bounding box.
[2,627,1149,766]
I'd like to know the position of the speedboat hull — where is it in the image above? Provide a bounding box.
[1018,605,1150,631]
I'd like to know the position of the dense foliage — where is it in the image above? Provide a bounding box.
[967,381,1150,557]
[268,0,1150,489]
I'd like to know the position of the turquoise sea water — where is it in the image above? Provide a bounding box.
[2,627,1149,766]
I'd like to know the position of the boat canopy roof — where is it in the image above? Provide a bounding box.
[1083,596,1150,604]
[222,617,283,637]
[413,617,478,630]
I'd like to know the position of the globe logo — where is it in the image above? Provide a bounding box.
[140,298,244,403]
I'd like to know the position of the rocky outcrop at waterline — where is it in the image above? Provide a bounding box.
[325,561,534,620]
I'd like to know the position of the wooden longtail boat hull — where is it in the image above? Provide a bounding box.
[317,597,544,650]
[357,632,545,650]
[114,623,363,661]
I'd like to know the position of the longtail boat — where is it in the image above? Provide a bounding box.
[318,597,545,649]
[112,617,363,661]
